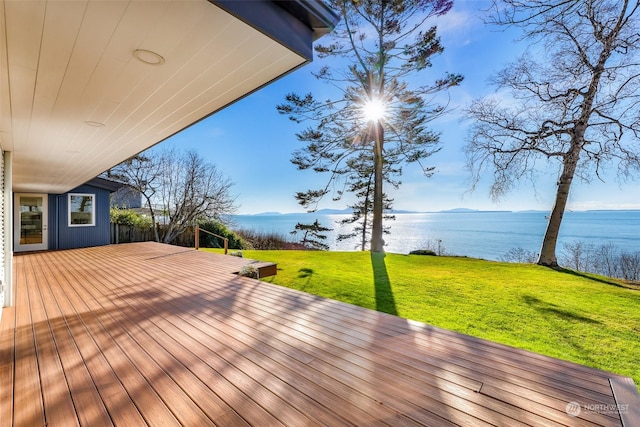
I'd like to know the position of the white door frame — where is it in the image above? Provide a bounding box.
[14,193,48,252]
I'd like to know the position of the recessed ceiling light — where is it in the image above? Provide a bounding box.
[133,49,165,65]
[85,121,105,127]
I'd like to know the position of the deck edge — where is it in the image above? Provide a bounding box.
[609,376,640,426]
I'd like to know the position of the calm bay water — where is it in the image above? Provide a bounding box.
[232,210,640,261]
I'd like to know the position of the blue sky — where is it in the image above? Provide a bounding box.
[164,0,640,215]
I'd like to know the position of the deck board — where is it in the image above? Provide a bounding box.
[1,242,638,426]
[12,257,45,427]
[68,251,395,427]
[31,254,131,427]
[140,255,610,426]
[25,255,80,427]
[0,305,15,427]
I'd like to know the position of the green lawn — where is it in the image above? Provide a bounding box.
[202,248,640,386]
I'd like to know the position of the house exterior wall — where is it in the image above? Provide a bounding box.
[49,184,111,250]
[1,151,12,310]
[4,153,11,310]
[111,187,142,209]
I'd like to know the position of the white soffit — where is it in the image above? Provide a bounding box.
[1,0,306,193]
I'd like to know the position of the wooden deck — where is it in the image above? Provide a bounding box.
[1,242,638,426]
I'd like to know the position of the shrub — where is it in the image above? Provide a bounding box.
[418,238,447,256]
[500,247,537,263]
[198,220,247,250]
[409,249,437,256]
[234,229,293,250]
[110,207,153,228]
[561,241,593,272]
[620,252,640,282]
[238,264,258,279]
[559,240,640,282]
[592,242,621,278]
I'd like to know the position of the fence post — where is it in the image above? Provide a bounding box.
[195,225,199,250]
[224,238,228,255]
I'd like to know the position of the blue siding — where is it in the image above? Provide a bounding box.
[49,184,111,250]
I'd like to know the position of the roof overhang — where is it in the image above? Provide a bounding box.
[0,0,338,194]
[84,176,126,193]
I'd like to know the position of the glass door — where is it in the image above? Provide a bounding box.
[14,194,48,252]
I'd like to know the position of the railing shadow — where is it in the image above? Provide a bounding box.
[370,252,397,315]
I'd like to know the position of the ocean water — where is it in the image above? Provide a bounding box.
[231,210,640,261]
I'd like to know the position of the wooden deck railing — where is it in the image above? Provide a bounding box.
[194,225,228,254]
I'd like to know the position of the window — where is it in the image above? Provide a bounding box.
[69,194,95,226]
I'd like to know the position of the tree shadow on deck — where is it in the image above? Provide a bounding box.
[370,252,397,315]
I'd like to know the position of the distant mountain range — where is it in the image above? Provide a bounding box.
[248,208,515,215]
[313,208,421,214]
[438,208,513,213]
[244,208,637,216]
[251,211,284,216]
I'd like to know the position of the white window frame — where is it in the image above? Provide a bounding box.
[68,193,96,227]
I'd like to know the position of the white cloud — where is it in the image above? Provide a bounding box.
[431,7,484,44]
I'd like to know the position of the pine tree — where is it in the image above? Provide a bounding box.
[278,0,461,252]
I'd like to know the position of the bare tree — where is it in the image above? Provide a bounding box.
[109,148,237,244]
[465,0,640,267]
[106,154,163,242]
[593,242,621,278]
[561,240,594,272]
[278,0,462,253]
[620,252,640,281]
[159,149,237,243]
[500,247,538,263]
[558,240,639,281]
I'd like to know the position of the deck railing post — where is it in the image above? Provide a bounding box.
[194,227,229,254]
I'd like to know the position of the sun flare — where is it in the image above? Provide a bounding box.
[362,99,386,122]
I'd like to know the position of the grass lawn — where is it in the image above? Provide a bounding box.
[202,248,640,387]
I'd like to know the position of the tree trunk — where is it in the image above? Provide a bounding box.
[163,223,180,244]
[371,122,385,253]
[361,174,373,251]
[146,200,160,243]
[360,209,368,251]
[537,143,581,267]
[538,37,610,267]
[538,176,571,267]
